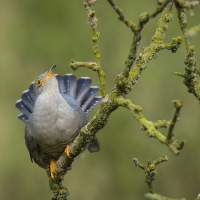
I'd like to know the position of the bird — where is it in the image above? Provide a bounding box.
[16,65,102,178]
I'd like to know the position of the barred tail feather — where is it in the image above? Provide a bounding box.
[16,100,32,118]
[21,90,34,111]
[28,83,36,102]
[18,113,28,123]
[81,86,100,112]
[63,74,77,98]
[85,96,102,113]
[76,77,92,104]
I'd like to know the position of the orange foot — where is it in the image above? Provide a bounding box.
[50,159,56,179]
[64,145,72,158]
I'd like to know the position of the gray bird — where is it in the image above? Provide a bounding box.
[16,65,101,178]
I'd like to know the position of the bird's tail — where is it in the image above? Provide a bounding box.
[56,74,102,113]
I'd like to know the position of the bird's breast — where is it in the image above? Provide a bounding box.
[30,92,80,147]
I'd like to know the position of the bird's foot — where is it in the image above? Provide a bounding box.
[64,145,72,158]
[50,159,56,179]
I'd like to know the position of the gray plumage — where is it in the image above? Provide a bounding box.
[16,65,101,169]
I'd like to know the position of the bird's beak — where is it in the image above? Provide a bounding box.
[46,65,56,77]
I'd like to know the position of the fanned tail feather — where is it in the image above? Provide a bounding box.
[28,83,36,102]
[63,74,77,98]
[21,90,34,111]
[56,74,101,113]
[16,100,32,118]
[76,77,92,105]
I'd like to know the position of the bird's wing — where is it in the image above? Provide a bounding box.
[25,122,51,169]
[25,122,39,162]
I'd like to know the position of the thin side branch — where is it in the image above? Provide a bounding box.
[145,193,186,200]
[175,3,190,52]
[83,0,107,97]
[133,156,169,194]
[115,96,186,155]
[166,100,183,141]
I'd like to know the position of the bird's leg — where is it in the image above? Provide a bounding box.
[64,145,72,158]
[50,159,56,179]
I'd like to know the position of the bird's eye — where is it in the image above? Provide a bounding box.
[35,79,43,87]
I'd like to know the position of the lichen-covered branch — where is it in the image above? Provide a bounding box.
[151,0,172,18]
[175,0,200,9]
[183,46,200,100]
[175,3,190,52]
[133,156,169,194]
[114,3,182,96]
[47,1,190,199]
[172,1,200,102]
[173,46,200,101]
[107,0,175,77]
[166,100,182,141]
[83,0,107,97]
[115,96,185,155]
[144,193,186,200]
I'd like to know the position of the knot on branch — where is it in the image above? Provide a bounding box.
[166,140,186,155]
[115,74,134,94]
[139,12,150,25]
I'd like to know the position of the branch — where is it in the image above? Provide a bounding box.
[166,100,182,141]
[107,0,176,77]
[83,0,107,97]
[133,156,169,194]
[174,46,200,101]
[175,3,190,52]
[144,193,186,200]
[47,2,187,199]
[115,97,186,155]
[114,3,182,95]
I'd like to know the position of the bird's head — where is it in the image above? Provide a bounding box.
[34,65,58,97]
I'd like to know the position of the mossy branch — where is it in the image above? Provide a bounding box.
[47,1,188,199]
[83,0,107,97]
[144,193,186,200]
[172,2,200,103]
[133,156,169,194]
[183,46,200,100]
[115,97,185,155]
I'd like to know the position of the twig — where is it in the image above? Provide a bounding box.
[174,46,200,101]
[175,0,200,10]
[144,192,186,200]
[124,3,181,93]
[151,0,172,18]
[115,96,185,155]
[107,0,137,32]
[133,156,169,194]
[83,0,107,97]
[166,100,183,141]
[175,3,190,52]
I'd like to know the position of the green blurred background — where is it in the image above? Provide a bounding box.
[1,0,200,199]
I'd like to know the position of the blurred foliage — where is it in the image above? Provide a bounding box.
[0,0,200,200]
